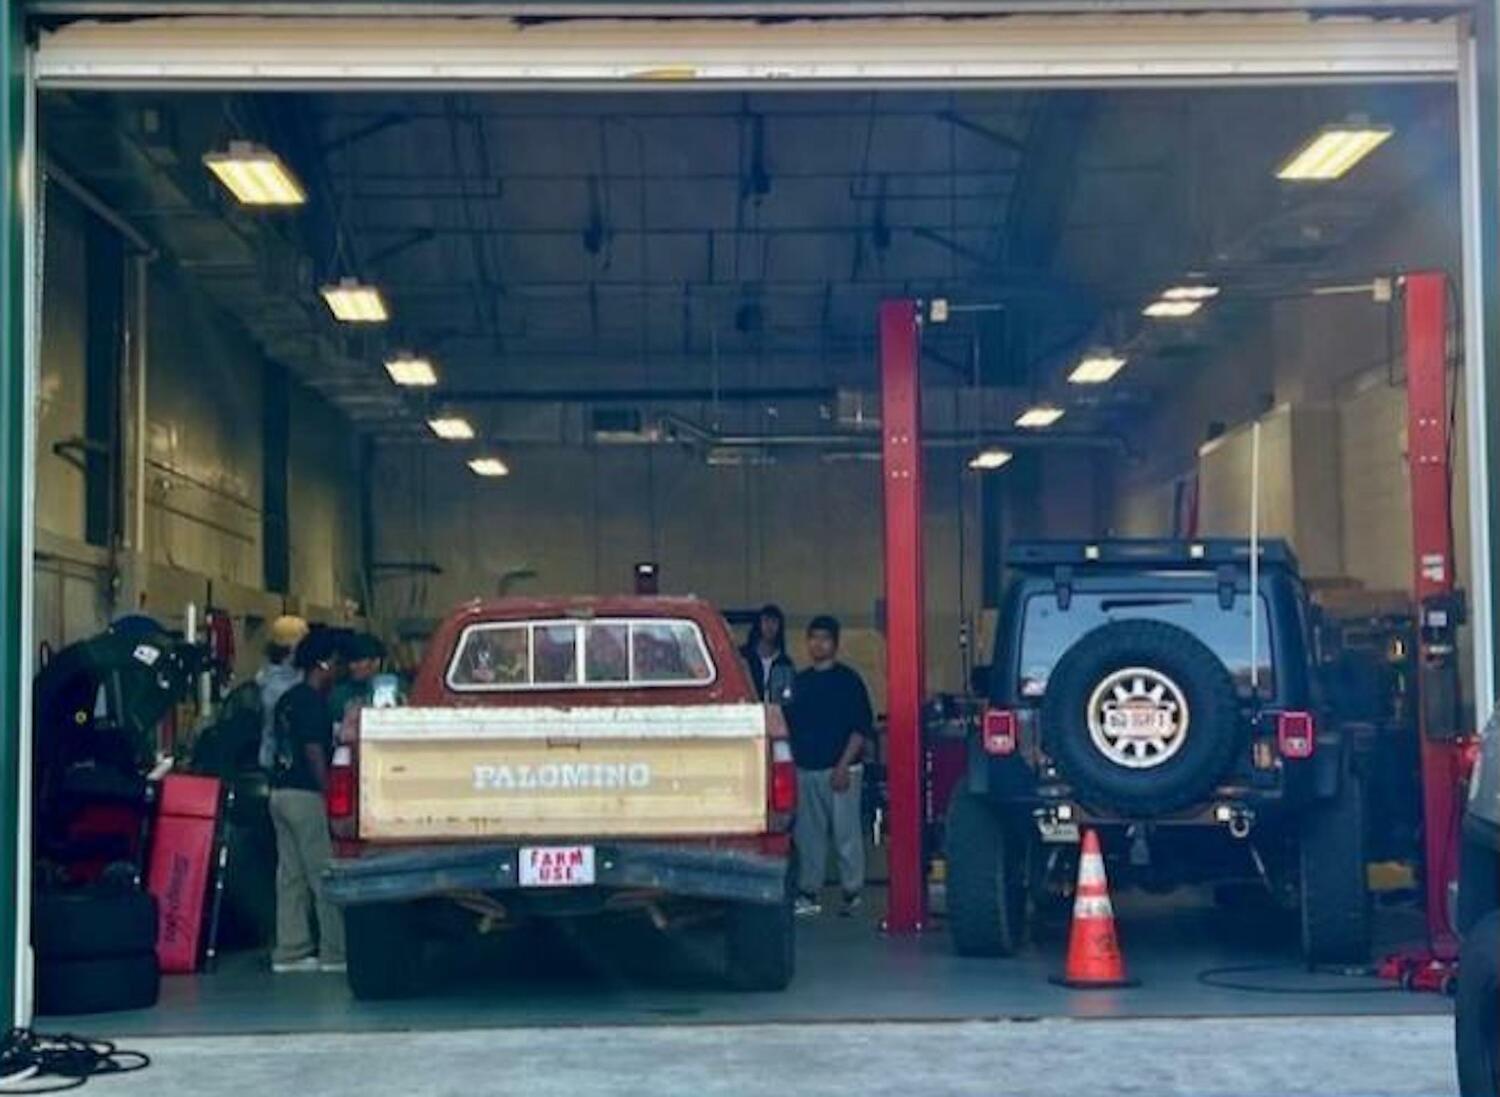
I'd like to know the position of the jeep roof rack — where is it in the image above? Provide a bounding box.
[1007,538,1299,572]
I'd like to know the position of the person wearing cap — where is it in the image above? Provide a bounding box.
[329,633,386,727]
[741,604,795,704]
[267,630,346,974]
[786,615,874,918]
[256,615,309,772]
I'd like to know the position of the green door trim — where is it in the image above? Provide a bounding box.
[1,0,29,1033]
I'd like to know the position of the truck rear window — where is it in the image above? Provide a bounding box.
[447,618,715,691]
[1017,592,1274,698]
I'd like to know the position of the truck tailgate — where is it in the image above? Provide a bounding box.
[357,704,768,840]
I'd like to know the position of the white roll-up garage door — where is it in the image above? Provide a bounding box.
[34,12,1460,87]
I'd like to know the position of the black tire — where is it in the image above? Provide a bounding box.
[945,793,1026,957]
[32,888,158,961]
[1299,773,1372,966]
[345,902,424,1000]
[1040,621,1240,817]
[725,893,795,991]
[35,952,159,1016]
[1457,909,1500,1097]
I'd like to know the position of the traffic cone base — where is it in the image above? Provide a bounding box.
[1051,828,1138,990]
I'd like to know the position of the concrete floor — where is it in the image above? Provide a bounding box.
[48,888,1451,1037]
[64,1017,1459,1097]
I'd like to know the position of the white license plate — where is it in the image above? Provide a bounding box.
[519,845,596,888]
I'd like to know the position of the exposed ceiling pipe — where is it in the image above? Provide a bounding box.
[657,413,1127,453]
[43,158,158,259]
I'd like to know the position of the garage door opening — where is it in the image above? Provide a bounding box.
[27,71,1475,1032]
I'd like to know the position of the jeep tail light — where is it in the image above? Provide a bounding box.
[770,739,797,818]
[982,708,1018,756]
[328,745,356,821]
[1277,711,1316,759]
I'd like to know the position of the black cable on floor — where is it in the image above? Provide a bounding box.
[1196,962,1402,995]
[0,1029,150,1093]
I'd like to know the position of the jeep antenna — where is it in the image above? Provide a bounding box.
[1249,420,1261,693]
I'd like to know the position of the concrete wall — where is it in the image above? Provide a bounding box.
[370,441,1005,704]
[367,426,1111,706]
[31,183,365,658]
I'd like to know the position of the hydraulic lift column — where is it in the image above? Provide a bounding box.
[1402,271,1470,958]
[880,300,927,933]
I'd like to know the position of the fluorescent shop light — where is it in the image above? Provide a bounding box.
[468,457,510,477]
[428,416,475,441]
[1276,125,1392,181]
[384,355,438,387]
[1068,355,1127,385]
[1143,299,1203,319]
[203,142,306,206]
[968,448,1013,471]
[320,278,388,323]
[1162,285,1220,302]
[1015,405,1066,429]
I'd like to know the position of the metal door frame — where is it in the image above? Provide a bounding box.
[4,1,1496,1024]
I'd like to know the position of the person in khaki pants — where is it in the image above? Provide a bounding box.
[268,630,346,973]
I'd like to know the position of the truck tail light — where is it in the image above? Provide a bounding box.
[770,739,797,823]
[1277,711,1316,759]
[328,744,356,823]
[981,708,1018,756]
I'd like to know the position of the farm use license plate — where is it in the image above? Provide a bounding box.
[519,845,596,888]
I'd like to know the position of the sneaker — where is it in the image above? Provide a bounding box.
[318,960,347,974]
[839,892,864,918]
[271,957,320,974]
[793,894,823,918]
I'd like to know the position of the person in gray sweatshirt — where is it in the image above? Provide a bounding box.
[257,615,309,771]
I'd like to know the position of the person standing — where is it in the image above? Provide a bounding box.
[328,633,386,728]
[787,615,873,918]
[256,615,309,771]
[268,630,346,974]
[741,603,795,703]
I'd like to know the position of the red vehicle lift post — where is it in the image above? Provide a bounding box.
[1381,270,1472,987]
[880,299,927,933]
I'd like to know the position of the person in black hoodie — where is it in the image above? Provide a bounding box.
[741,603,795,703]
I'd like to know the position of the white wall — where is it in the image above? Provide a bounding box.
[1111,170,1466,600]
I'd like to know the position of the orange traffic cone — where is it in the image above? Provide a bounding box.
[1050,829,1138,989]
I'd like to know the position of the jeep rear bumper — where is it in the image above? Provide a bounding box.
[325,840,790,908]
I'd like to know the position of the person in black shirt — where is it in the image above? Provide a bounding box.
[268,630,346,974]
[741,603,795,703]
[786,615,874,917]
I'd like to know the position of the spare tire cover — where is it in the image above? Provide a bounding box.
[1039,620,1241,816]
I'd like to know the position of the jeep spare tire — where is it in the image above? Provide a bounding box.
[1040,620,1240,816]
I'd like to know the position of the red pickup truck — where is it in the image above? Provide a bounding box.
[323,596,797,998]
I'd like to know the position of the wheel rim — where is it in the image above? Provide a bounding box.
[1086,666,1190,770]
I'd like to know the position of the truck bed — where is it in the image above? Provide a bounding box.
[356,703,770,841]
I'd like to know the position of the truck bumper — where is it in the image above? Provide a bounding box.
[325,841,790,908]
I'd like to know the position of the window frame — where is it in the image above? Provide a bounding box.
[1013,587,1279,700]
[445,616,718,693]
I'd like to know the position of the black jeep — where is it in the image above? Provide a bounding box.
[947,538,1370,966]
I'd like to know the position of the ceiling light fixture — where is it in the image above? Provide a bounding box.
[468,457,510,478]
[1068,354,1127,385]
[1143,299,1203,319]
[1276,124,1393,182]
[320,278,388,323]
[968,448,1013,471]
[428,416,475,441]
[203,142,306,206]
[1015,405,1066,429]
[1162,284,1220,302]
[384,355,439,387]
